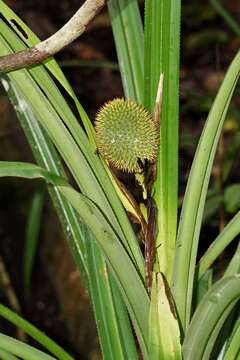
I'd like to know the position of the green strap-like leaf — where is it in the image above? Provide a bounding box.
[193,270,213,309]
[149,273,182,360]
[108,0,144,103]
[0,20,144,277]
[197,212,240,281]
[183,275,240,360]
[3,77,138,360]
[172,50,240,332]
[86,242,138,360]
[89,250,140,359]
[0,4,146,357]
[23,185,45,295]
[0,161,150,357]
[224,242,240,277]
[0,348,19,360]
[0,32,142,360]
[224,316,240,360]
[55,186,150,357]
[3,73,89,282]
[144,0,181,282]
[0,333,55,360]
[0,304,74,360]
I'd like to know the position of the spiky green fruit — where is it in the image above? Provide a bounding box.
[95,98,159,172]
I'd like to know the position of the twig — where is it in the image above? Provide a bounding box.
[0,0,105,73]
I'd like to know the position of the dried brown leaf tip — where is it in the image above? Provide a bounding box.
[95,98,159,172]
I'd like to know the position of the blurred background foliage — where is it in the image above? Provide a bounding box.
[0,0,239,358]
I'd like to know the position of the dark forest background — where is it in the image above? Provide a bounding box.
[0,1,240,358]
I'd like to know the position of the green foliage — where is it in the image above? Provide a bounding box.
[183,275,240,360]
[0,333,56,360]
[144,0,181,282]
[0,0,240,359]
[0,304,74,360]
[23,185,45,295]
[0,1,143,356]
[197,211,240,281]
[172,50,240,332]
[149,273,182,360]
[107,0,144,103]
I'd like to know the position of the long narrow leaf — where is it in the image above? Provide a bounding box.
[224,316,240,360]
[2,74,89,282]
[0,161,150,357]
[49,185,150,358]
[172,51,240,332]
[183,275,240,360]
[149,273,182,360]
[0,333,55,360]
[210,304,240,360]
[108,274,139,360]
[2,74,139,358]
[197,211,240,281]
[0,21,144,276]
[85,237,138,360]
[225,242,240,277]
[0,348,18,360]
[108,0,144,103]
[0,4,146,356]
[210,0,240,37]
[144,0,181,281]
[23,185,45,294]
[194,269,213,308]
[0,304,74,360]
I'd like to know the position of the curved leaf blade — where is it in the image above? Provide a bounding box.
[0,18,144,277]
[183,275,240,360]
[0,333,55,360]
[23,185,45,295]
[2,75,138,360]
[172,51,240,332]
[197,212,240,281]
[224,316,240,360]
[0,161,150,357]
[144,0,181,281]
[0,304,74,360]
[108,0,144,103]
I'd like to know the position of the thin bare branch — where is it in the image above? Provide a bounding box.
[0,0,105,73]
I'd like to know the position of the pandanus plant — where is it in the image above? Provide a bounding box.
[0,0,239,359]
